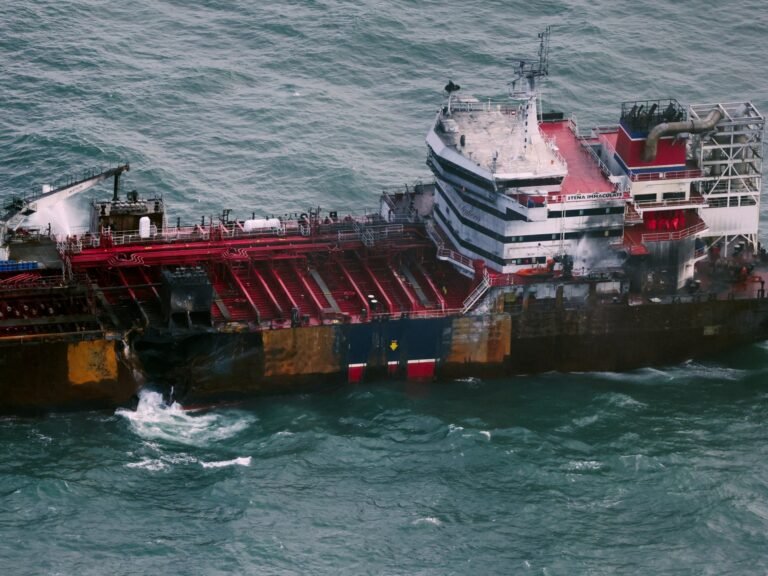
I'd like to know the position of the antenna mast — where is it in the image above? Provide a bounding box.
[509,26,551,97]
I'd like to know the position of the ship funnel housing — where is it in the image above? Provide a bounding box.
[614,99,690,174]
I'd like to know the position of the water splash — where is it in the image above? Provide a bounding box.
[116,390,255,447]
[413,517,442,526]
[24,200,74,238]
[200,456,252,469]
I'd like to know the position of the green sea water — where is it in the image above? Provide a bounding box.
[2,1,768,573]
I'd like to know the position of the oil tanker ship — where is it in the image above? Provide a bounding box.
[1,29,767,413]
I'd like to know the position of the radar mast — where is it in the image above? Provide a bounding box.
[509,26,551,97]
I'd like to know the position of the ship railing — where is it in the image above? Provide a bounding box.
[346,221,405,247]
[57,237,83,255]
[541,134,567,168]
[6,166,124,211]
[596,128,619,147]
[488,272,516,287]
[437,247,475,273]
[336,230,359,244]
[424,220,475,274]
[592,124,620,136]
[641,221,708,243]
[380,188,425,224]
[381,211,423,226]
[633,195,708,209]
[0,271,85,291]
[0,273,43,288]
[629,168,704,182]
[461,268,491,313]
[449,99,520,115]
[368,307,465,321]
[579,138,615,182]
[624,203,643,224]
[62,221,292,250]
[58,210,404,253]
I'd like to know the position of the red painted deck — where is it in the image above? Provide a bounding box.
[540,121,614,195]
[63,224,476,330]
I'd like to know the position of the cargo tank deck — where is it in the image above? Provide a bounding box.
[55,217,475,332]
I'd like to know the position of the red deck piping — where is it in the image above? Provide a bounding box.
[388,264,419,311]
[291,261,326,316]
[250,264,284,319]
[267,263,300,313]
[416,263,446,311]
[360,259,395,314]
[137,267,160,302]
[116,268,138,303]
[226,263,261,321]
[337,260,371,317]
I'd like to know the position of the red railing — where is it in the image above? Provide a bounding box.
[641,221,707,243]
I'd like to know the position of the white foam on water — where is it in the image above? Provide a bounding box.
[453,377,482,384]
[413,516,442,526]
[599,392,648,410]
[594,367,674,384]
[596,361,748,385]
[200,456,252,469]
[126,458,167,472]
[126,452,251,471]
[479,430,491,440]
[572,414,599,428]
[564,460,603,472]
[674,361,747,382]
[116,390,254,447]
[447,423,464,435]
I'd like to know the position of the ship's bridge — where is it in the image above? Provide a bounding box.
[426,97,568,196]
[425,102,624,275]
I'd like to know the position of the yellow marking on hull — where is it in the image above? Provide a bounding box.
[67,340,118,385]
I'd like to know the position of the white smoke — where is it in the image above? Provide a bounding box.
[571,236,624,273]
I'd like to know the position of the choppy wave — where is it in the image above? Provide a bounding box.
[125,453,251,471]
[200,456,252,469]
[116,390,255,446]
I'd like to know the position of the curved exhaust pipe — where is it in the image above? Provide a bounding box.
[643,108,722,162]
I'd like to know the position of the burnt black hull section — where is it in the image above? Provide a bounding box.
[505,298,768,374]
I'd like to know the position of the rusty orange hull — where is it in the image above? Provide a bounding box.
[2,296,768,413]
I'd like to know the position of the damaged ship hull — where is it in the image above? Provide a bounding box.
[4,293,766,414]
